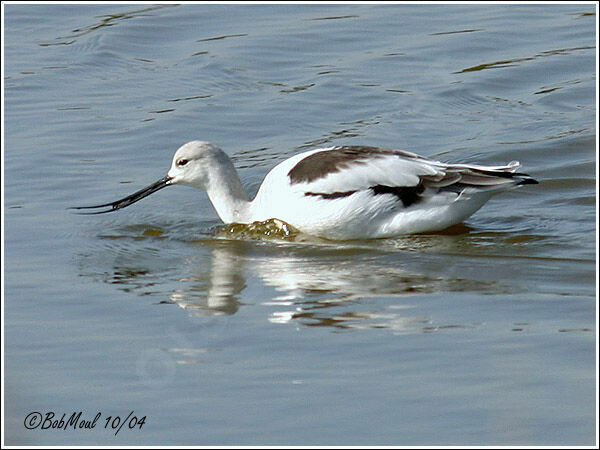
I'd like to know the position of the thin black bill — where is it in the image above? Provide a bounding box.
[70,175,172,214]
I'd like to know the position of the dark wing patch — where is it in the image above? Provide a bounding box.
[515,176,538,186]
[303,185,425,207]
[288,146,417,185]
[370,184,425,207]
[304,190,357,199]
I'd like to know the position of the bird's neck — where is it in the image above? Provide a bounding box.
[204,156,252,224]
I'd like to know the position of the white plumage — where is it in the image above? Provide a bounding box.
[74,141,538,240]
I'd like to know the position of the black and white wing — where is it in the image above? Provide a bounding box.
[286,146,537,207]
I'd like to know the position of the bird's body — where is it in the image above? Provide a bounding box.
[75,141,537,240]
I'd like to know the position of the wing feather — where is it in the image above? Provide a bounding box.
[285,146,536,200]
[289,148,440,194]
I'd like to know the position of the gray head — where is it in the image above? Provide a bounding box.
[167,141,230,189]
[72,140,237,214]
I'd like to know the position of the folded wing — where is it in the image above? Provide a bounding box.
[287,146,537,205]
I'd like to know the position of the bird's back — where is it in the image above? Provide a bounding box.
[250,146,537,239]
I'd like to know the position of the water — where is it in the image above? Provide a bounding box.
[3,3,597,445]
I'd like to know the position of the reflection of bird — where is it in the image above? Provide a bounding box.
[74,141,537,239]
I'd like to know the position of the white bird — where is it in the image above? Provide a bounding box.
[74,140,538,240]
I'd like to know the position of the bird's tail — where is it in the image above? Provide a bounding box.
[423,160,538,193]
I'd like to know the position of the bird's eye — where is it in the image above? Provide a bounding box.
[176,158,189,167]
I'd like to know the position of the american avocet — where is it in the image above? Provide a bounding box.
[74,141,538,239]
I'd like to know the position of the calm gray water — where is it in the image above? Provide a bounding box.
[3,3,597,446]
